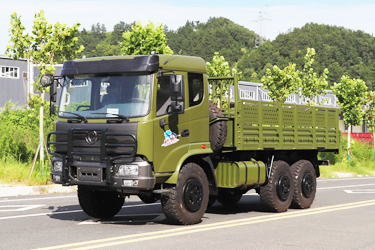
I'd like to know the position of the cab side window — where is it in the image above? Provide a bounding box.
[188,73,203,107]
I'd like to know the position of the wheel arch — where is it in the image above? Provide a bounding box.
[271,150,320,178]
[165,151,217,196]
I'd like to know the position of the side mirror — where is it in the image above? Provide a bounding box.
[50,80,57,102]
[170,75,184,114]
[51,104,56,115]
[40,74,54,87]
[170,75,183,102]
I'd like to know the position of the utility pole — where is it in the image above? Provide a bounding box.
[253,5,270,48]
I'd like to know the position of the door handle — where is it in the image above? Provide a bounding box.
[181,129,189,137]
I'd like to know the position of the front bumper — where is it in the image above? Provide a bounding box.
[51,157,155,191]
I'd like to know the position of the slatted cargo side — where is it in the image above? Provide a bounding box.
[234,100,340,151]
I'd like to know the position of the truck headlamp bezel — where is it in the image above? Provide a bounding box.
[118,164,139,176]
[52,161,63,172]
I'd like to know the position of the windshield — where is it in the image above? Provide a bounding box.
[58,74,152,119]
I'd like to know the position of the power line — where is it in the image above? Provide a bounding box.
[253,5,271,48]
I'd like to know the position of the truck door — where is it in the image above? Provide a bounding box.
[153,72,191,173]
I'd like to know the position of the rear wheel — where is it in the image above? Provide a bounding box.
[217,188,243,206]
[290,160,317,209]
[161,163,209,225]
[78,185,124,219]
[260,160,293,212]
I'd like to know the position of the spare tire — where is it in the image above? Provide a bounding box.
[209,101,227,154]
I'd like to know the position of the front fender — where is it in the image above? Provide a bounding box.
[165,143,213,184]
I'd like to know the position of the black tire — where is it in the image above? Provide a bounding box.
[260,160,294,212]
[217,188,243,206]
[78,185,124,219]
[209,101,227,154]
[161,163,209,225]
[138,192,159,204]
[290,160,317,209]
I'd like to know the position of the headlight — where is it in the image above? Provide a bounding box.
[52,161,63,172]
[118,164,139,176]
[52,174,61,182]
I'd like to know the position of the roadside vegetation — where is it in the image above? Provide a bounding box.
[0,97,54,185]
[319,136,375,178]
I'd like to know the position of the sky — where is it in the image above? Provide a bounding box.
[1,0,375,56]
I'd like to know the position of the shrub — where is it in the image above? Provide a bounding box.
[0,96,55,163]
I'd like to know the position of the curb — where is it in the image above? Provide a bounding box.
[0,185,77,198]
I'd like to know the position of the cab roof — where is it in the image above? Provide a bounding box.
[62,54,207,75]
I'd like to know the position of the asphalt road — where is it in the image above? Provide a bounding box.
[1,177,375,250]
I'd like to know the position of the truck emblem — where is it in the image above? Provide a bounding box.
[162,130,179,147]
[85,131,98,145]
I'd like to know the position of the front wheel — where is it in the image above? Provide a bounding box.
[78,185,124,219]
[161,163,209,225]
[260,160,294,212]
[290,160,317,209]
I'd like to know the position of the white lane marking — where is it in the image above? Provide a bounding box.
[0,205,44,212]
[78,221,101,225]
[0,196,77,203]
[317,183,375,190]
[243,193,258,196]
[317,177,375,182]
[344,189,375,194]
[0,203,159,220]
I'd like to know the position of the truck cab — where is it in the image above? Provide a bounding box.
[46,54,214,223]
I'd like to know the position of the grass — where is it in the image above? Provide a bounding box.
[319,161,375,178]
[318,135,375,178]
[0,158,51,186]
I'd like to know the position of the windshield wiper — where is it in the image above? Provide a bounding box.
[61,111,88,123]
[91,113,130,123]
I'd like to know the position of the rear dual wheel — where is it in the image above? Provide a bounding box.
[260,160,294,212]
[291,160,316,209]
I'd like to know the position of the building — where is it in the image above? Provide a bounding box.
[0,55,62,109]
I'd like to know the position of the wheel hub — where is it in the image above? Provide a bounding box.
[276,174,291,201]
[301,172,314,198]
[183,178,203,212]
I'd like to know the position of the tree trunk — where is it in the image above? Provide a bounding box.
[39,90,44,167]
[347,125,351,163]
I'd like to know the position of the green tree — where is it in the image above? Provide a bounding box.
[166,17,256,65]
[6,10,84,81]
[5,10,84,164]
[261,63,300,103]
[111,21,133,45]
[120,21,173,55]
[299,48,329,105]
[206,52,242,108]
[237,23,375,88]
[331,76,367,163]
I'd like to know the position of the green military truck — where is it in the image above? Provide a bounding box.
[41,54,340,225]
